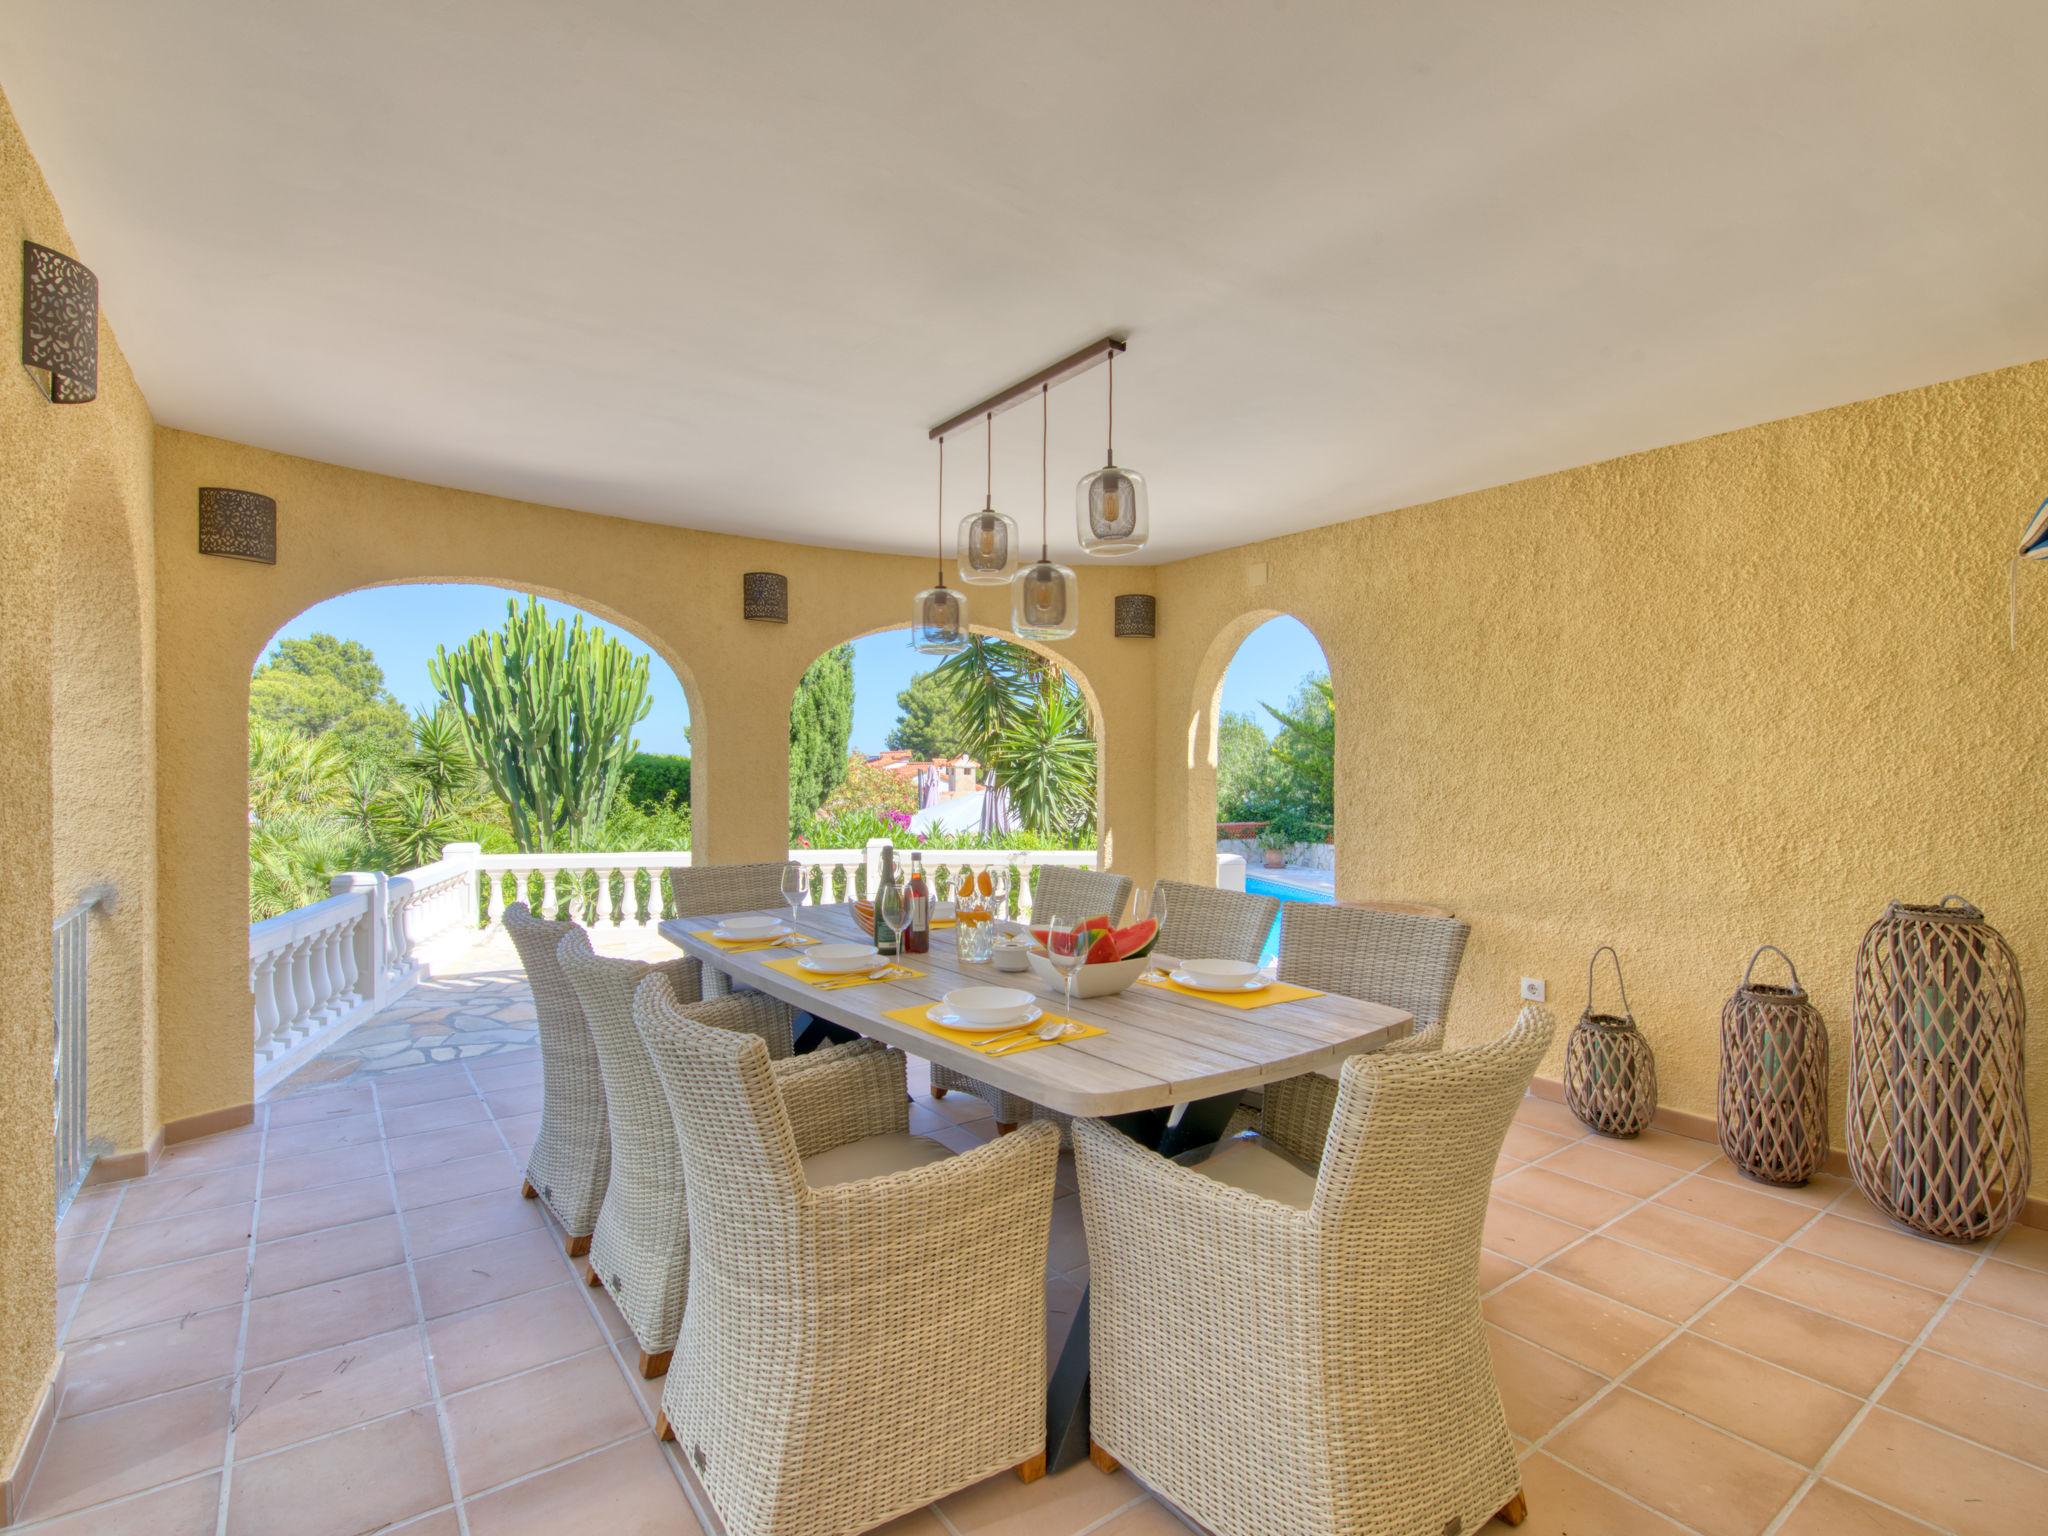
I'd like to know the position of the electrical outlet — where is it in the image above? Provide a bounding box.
[1520,977,1546,1002]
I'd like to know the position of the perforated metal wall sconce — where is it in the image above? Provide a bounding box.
[742,571,789,622]
[197,488,277,564]
[21,241,98,404]
[1113,593,1156,638]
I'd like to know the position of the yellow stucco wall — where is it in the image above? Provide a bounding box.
[1155,357,2048,1175]
[0,85,157,1470]
[152,429,1158,1124]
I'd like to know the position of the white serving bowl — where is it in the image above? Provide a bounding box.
[718,914,784,938]
[1174,958,1266,991]
[1027,951,1150,999]
[939,986,1037,1026]
[801,943,880,975]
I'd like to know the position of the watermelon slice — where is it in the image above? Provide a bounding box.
[1109,918,1161,960]
[1030,914,1113,947]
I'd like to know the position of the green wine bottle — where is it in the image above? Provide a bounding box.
[874,846,903,957]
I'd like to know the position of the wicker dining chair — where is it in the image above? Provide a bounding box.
[1229,902,1472,1154]
[634,976,1059,1536]
[1074,1004,1555,1536]
[501,902,608,1256]
[556,927,799,1377]
[665,861,794,998]
[928,865,1136,1132]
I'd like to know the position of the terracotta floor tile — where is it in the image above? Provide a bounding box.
[1788,1212,1980,1293]
[94,1201,254,1277]
[468,1059,542,1094]
[1482,1270,1670,1376]
[1509,1097,1586,1139]
[1541,1234,1725,1323]
[231,1327,431,1458]
[1540,1139,1687,1198]
[251,1214,408,1299]
[1959,1256,2048,1326]
[1604,1203,1776,1280]
[443,1348,646,1494]
[225,1405,451,1536]
[1548,1388,1804,1536]
[1478,1249,1523,1293]
[394,1149,522,1211]
[57,1186,120,1240]
[242,1265,419,1368]
[264,1113,385,1160]
[427,1280,605,1393]
[1478,1451,1689,1534]
[1482,1197,1585,1267]
[266,1086,376,1127]
[1652,1176,1814,1241]
[19,1378,231,1522]
[59,1304,242,1418]
[938,1459,1139,1535]
[1630,1332,1860,1464]
[403,1186,547,1258]
[1047,1193,1089,1274]
[1494,1166,1637,1229]
[1747,1249,1945,1340]
[1091,1500,1193,1535]
[382,1095,495,1138]
[20,1472,222,1535]
[1693,1286,1904,1395]
[1828,1407,2048,1536]
[484,1085,545,1119]
[1696,1158,1852,1210]
[257,1174,396,1243]
[374,1070,479,1108]
[1774,1480,1941,1536]
[868,1505,951,1534]
[65,1249,250,1342]
[1485,1325,1606,1439]
[1879,1346,2048,1468]
[52,1234,94,1287]
[113,1165,258,1227]
[385,1511,463,1536]
[386,1121,506,1172]
[414,1227,573,1318]
[156,1128,264,1176]
[259,1141,389,1198]
[1602,1128,1718,1172]
[1923,1299,2048,1385]
[464,1436,701,1535]
[1990,1222,2048,1272]
[1501,1124,1577,1163]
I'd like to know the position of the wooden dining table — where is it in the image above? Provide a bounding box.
[661,901,1413,1469]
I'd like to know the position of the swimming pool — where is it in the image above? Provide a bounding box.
[1243,874,1335,963]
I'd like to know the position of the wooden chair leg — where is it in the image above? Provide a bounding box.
[565,1232,591,1258]
[654,1409,675,1442]
[639,1348,673,1379]
[1088,1440,1120,1475]
[929,1085,949,1099]
[521,1180,537,1199]
[1014,1450,1046,1483]
[583,1261,603,1288]
[1495,1490,1527,1527]
[995,1121,1017,1135]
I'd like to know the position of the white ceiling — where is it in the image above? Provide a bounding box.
[9,2,2047,562]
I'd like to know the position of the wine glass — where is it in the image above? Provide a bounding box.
[1044,913,1085,1014]
[780,861,806,927]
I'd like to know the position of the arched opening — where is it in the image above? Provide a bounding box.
[784,623,1107,905]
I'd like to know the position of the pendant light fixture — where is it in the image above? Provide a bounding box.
[911,436,967,655]
[1012,384,1079,642]
[1075,348,1147,556]
[957,411,1019,584]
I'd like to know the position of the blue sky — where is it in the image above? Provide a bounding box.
[262,587,1327,757]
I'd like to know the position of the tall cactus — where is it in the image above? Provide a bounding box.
[428,597,652,852]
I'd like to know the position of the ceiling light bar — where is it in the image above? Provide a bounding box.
[927,335,1126,442]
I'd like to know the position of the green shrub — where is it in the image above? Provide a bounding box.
[621,752,691,809]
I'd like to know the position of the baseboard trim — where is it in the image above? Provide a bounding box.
[0,1353,65,1526]
[1528,1075,2045,1233]
[83,1129,162,1187]
[164,1103,256,1146]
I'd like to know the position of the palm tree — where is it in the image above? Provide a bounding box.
[932,637,1097,839]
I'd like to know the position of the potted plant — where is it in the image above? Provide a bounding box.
[1256,825,1291,869]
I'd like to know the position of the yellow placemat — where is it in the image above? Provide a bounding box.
[690,929,819,952]
[884,1004,1104,1056]
[761,955,925,991]
[1134,973,1323,1009]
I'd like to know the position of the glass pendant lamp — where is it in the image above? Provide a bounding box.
[1075,349,1148,556]
[957,411,1019,584]
[912,436,967,655]
[1012,385,1079,642]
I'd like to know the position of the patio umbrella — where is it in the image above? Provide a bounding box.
[916,766,938,810]
[978,776,1015,835]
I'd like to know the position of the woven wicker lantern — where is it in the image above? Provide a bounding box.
[1849,896,2030,1242]
[1718,946,1829,1186]
[1564,945,1657,1138]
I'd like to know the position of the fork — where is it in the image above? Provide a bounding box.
[986,1020,1081,1056]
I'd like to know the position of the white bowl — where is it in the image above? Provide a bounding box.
[939,986,1037,1026]
[1027,951,1149,998]
[717,914,784,938]
[1174,958,1265,991]
[801,943,880,975]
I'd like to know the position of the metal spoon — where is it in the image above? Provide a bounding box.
[986,1019,1079,1056]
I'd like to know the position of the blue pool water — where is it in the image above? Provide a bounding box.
[1243,874,1336,964]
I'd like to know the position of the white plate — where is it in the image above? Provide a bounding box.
[940,986,1038,1025]
[926,1003,1043,1035]
[1170,968,1273,994]
[799,943,881,975]
[716,917,787,940]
